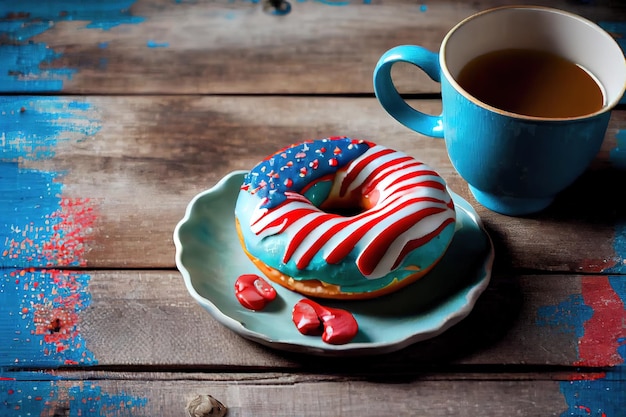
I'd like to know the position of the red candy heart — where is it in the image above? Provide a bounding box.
[292,300,323,336]
[292,299,358,345]
[235,274,277,311]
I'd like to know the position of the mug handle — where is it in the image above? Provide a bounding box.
[373,45,444,138]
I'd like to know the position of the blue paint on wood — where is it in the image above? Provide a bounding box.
[536,278,626,416]
[0,163,63,268]
[0,0,144,92]
[0,43,73,92]
[0,380,149,416]
[0,94,150,413]
[606,214,626,274]
[146,40,169,48]
[609,130,626,171]
[0,0,145,36]
[1,97,101,371]
[0,97,100,163]
[0,97,100,269]
[608,130,626,277]
[560,377,626,417]
[0,268,97,367]
[535,294,593,342]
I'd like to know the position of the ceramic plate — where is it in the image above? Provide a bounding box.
[174,171,494,356]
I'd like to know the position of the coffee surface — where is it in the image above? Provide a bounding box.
[456,48,604,118]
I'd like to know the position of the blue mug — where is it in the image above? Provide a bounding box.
[374,6,626,216]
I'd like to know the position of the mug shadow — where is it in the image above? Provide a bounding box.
[537,165,626,224]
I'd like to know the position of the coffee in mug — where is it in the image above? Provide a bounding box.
[457,48,605,118]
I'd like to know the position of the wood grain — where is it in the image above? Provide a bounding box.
[2,376,575,417]
[9,269,604,369]
[12,96,626,273]
[7,0,622,94]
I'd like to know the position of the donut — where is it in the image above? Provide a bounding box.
[234,137,456,300]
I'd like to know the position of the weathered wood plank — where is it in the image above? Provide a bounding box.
[3,96,626,274]
[1,0,624,94]
[78,272,626,369]
[3,270,624,369]
[0,376,583,417]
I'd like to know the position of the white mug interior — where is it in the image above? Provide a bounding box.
[441,6,626,117]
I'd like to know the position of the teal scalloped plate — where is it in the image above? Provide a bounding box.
[174,171,494,356]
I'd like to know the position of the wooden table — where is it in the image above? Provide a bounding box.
[1,1,625,415]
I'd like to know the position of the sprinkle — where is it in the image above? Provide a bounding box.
[329,158,338,167]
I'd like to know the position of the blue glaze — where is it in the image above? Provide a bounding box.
[242,137,372,209]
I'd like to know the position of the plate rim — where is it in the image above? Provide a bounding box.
[174,170,495,356]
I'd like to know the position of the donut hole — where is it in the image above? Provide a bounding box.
[321,202,365,217]
[319,189,379,218]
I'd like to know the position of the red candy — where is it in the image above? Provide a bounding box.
[292,299,358,345]
[235,274,277,311]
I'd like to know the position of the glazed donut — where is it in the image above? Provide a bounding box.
[235,137,456,299]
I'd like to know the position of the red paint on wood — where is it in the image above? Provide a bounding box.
[575,276,626,367]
